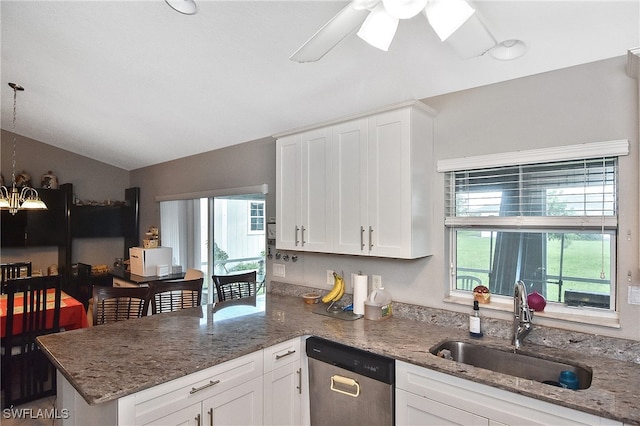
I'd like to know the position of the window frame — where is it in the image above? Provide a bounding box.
[437,140,628,328]
[248,201,265,234]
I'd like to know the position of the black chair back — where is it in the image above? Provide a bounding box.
[2,275,61,408]
[213,271,257,303]
[147,278,204,314]
[1,262,32,294]
[92,286,149,326]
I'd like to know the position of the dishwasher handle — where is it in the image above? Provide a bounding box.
[330,375,360,397]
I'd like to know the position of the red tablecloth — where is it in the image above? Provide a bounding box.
[0,290,89,338]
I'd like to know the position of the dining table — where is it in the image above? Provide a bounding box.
[0,289,89,337]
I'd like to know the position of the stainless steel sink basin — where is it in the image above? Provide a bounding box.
[430,340,592,389]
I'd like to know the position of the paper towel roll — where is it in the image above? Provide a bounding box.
[353,274,368,315]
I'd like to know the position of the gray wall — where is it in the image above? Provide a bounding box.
[0,130,131,270]
[130,136,276,245]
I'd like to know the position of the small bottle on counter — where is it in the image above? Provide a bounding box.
[469,300,483,338]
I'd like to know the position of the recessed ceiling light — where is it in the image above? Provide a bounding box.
[489,39,527,61]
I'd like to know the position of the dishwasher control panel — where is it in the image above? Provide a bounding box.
[306,336,395,384]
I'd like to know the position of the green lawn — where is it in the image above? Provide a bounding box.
[456,231,611,302]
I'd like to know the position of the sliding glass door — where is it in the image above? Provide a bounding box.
[160,193,266,304]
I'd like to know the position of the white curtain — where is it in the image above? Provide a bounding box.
[160,199,202,271]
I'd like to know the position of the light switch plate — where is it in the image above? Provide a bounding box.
[267,223,276,240]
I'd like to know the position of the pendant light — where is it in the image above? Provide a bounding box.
[0,83,47,215]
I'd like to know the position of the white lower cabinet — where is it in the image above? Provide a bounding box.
[263,338,308,426]
[56,339,308,426]
[140,377,263,426]
[396,361,621,426]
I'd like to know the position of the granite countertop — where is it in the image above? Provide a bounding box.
[37,293,639,424]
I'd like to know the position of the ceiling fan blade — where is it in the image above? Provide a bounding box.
[290,3,369,63]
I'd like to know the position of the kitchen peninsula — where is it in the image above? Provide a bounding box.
[37,288,639,425]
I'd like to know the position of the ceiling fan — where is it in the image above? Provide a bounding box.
[289,0,497,62]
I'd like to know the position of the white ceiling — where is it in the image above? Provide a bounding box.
[1,1,638,171]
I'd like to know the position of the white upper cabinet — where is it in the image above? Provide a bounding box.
[276,128,332,252]
[331,118,368,255]
[276,134,299,250]
[276,100,435,259]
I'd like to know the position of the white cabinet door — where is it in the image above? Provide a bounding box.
[276,130,331,252]
[396,388,488,426]
[276,135,299,250]
[331,118,368,255]
[368,106,433,258]
[264,362,302,426]
[264,337,303,426]
[367,108,412,258]
[299,128,332,252]
[202,377,264,426]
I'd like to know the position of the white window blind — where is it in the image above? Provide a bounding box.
[445,157,618,230]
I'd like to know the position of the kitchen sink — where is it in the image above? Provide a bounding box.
[430,340,592,389]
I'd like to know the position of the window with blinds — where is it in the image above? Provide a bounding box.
[443,155,620,311]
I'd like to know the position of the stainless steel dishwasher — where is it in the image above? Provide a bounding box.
[306,336,395,426]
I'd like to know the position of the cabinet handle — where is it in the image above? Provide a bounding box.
[295,226,300,246]
[369,226,374,250]
[296,367,302,394]
[275,349,296,360]
[360,226,365,250]
[190,380,220,394]
[195,413,201,426]
[208,407,213,426]
[300,226,305,246]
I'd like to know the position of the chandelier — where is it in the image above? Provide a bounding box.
[0,83,47,215]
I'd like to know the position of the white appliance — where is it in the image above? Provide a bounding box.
[129,246,172,277]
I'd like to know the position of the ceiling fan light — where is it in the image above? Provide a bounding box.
[165,0,198,15]
[383,0,428,19]
[443,14,496,58]
[357,4,399,51]
[424,0,475,41]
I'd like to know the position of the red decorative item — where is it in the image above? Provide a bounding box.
[527,291,546,312]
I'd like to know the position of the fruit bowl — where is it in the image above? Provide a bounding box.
[302,293,321,304]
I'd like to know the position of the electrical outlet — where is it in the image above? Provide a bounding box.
[372,275,382,289]
[273,263,285,278]
[326,270,334,286]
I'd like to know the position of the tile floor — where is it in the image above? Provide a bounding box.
[1,395,57,426]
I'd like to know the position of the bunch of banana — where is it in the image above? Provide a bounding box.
[322,272,345,303]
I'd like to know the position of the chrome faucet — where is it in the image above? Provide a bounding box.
[513,280,533,350]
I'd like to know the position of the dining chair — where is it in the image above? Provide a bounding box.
[146,278,204,315]
[1,262,32,294]
[212,271,257,306]
[184,268,204,280]
[91,286,149,326]
[1,275,61,408]
[456,275,482,291]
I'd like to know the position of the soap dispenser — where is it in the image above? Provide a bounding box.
[469,300,483,338]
